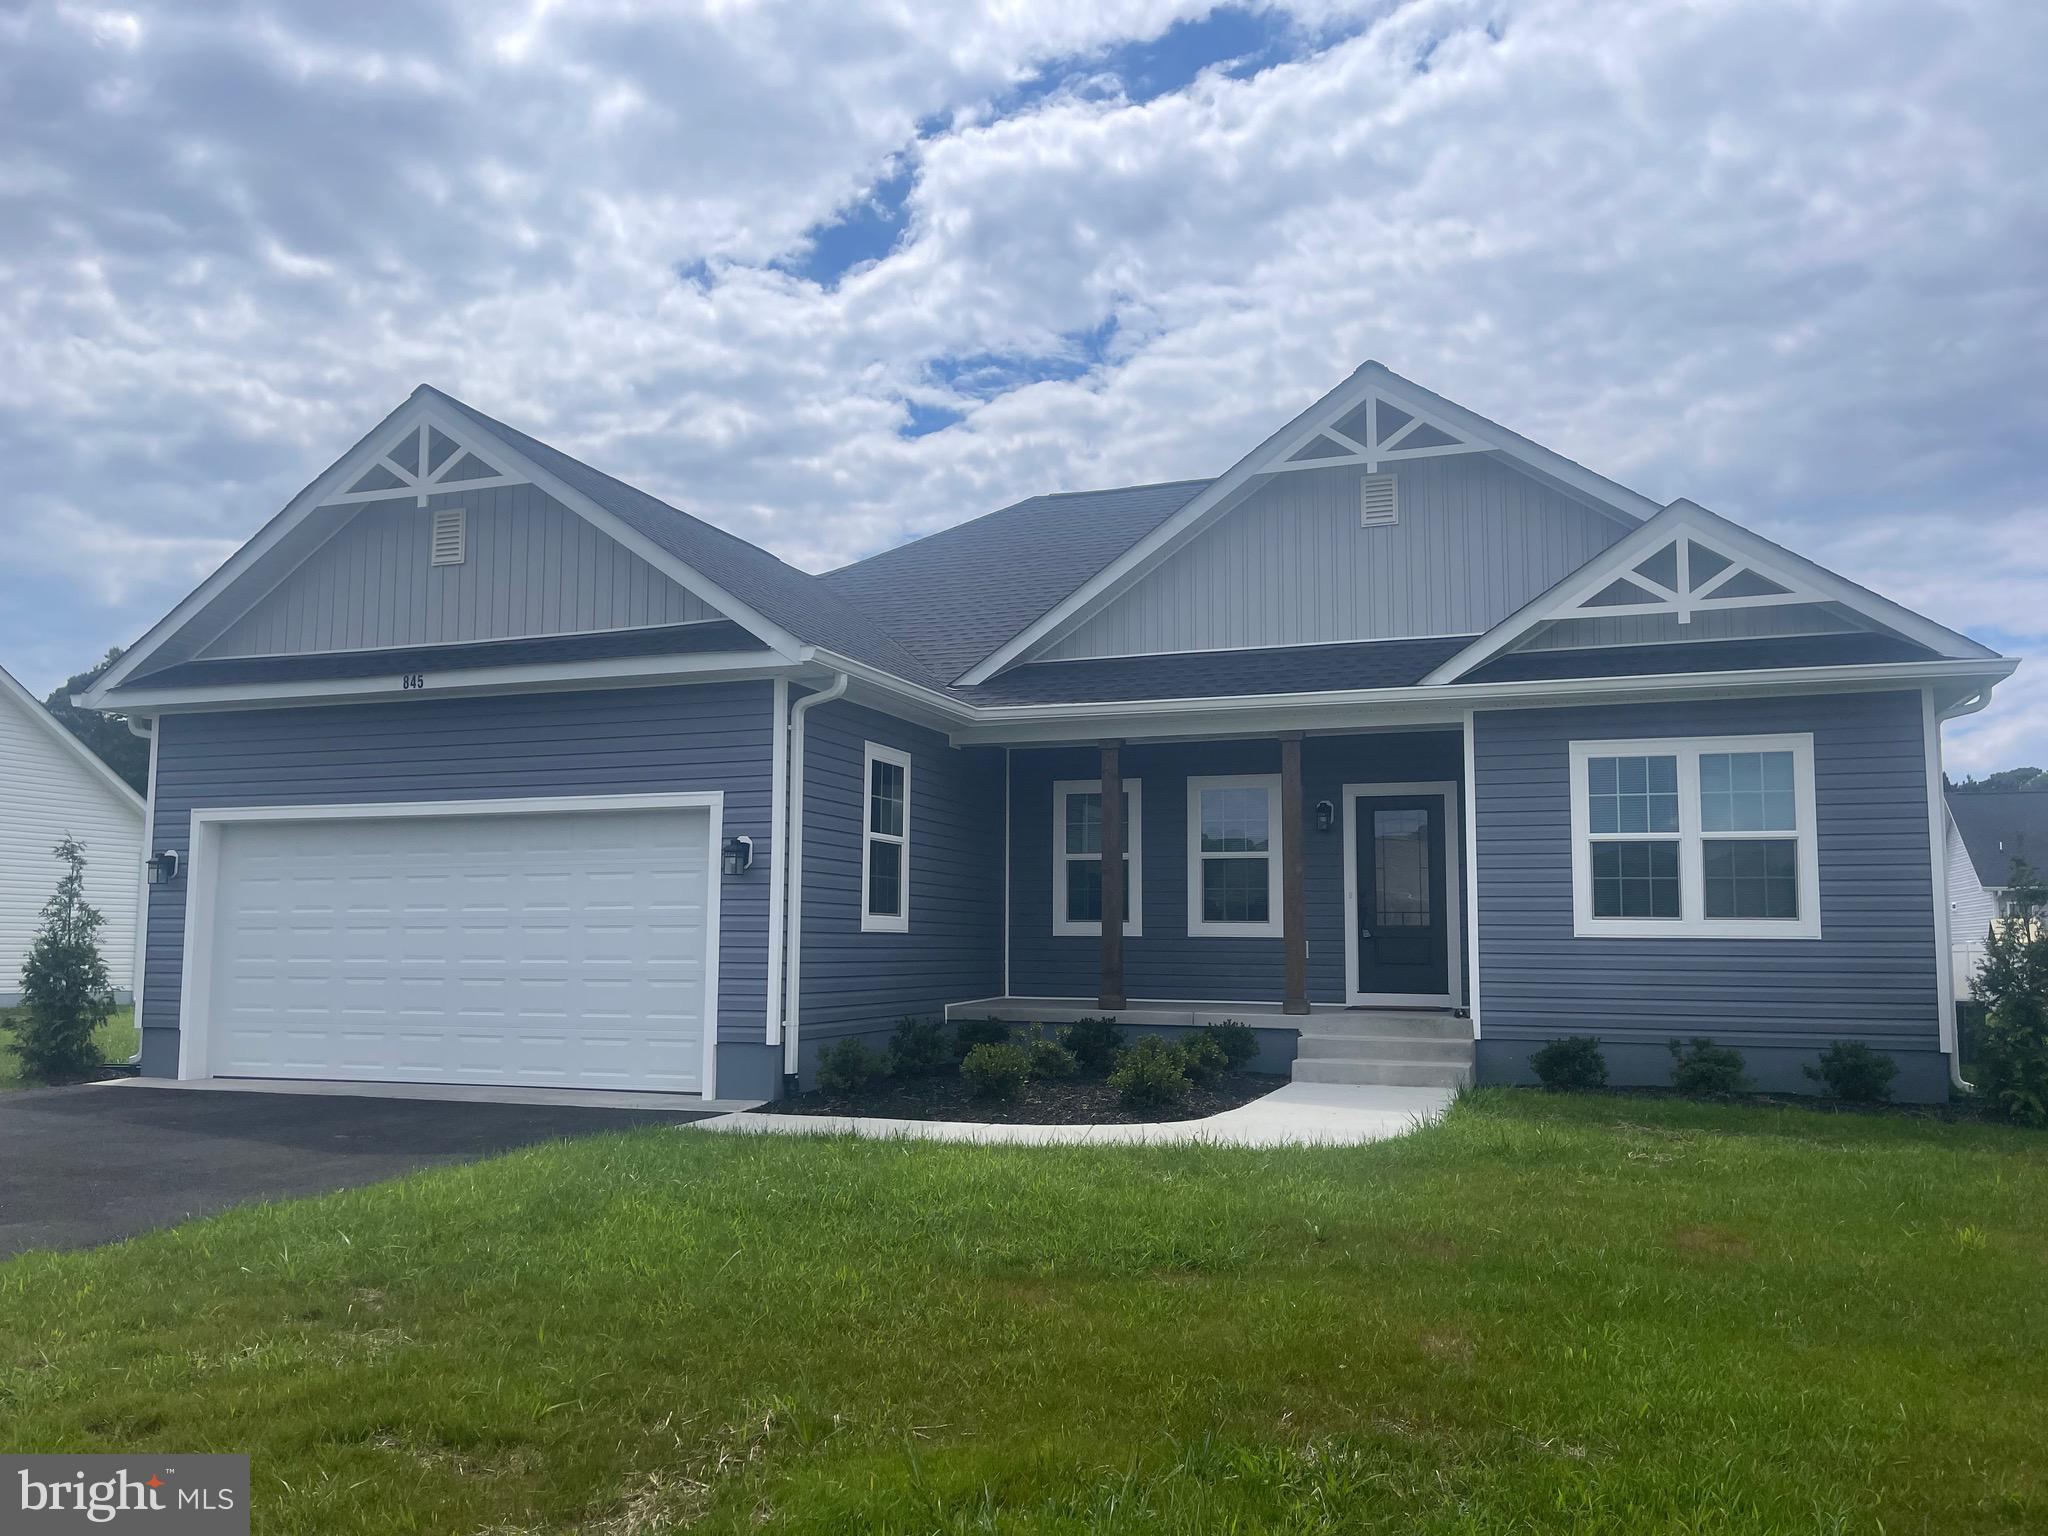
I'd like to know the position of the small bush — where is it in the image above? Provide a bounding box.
[1530,1035,1608,1092]
[952,1016,1010,1058]
[1805,1041,1898,1103]
[1668,1037,1751,1096]
[1061,1016,1124,1073]
[1027,1036,1079,1079]
[10,836,116,1084]
[961,1041,1031,1100]
[1175,1031,1229,1086]
[1108,1036,1191,1111]
[1203,1020,1260,1070]
[886,1016,951,1078]
[815,1038,887,1096]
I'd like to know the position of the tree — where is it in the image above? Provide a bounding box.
[1973,857,2048,1125]
[8,836,118,1083]
[1947,766,2048,793]
[41,648,147,795]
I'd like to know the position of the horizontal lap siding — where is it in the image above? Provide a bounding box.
[1474,690,1939,1049]
[140,682,775,1076]
[798,701,1003,1041]
[1009,733,1464,1003]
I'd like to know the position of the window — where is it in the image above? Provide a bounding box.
[860,743,910,932]
[1569,733,1819,938]
[1186,774,1285,937]
[1053,780,1143,936]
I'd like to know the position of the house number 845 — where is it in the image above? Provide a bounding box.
[400,673,426,690]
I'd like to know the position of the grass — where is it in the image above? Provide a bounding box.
[0,1004,135,1090]
[2,1090,2044,1532]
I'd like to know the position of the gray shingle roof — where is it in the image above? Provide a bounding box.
[1947,791,2048,890]
[1462,632,1934,683]
[957,636,1471,705]
[820,480,1211,684]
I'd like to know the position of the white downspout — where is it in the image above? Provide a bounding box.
[764,679,790,1052]
[781,672,848,1080]
[1934,687,1993,1095]
[123,715,157,1066]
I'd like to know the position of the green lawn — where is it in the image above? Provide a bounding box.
[2,1091,2043,1533]
[0,1004,135,1090]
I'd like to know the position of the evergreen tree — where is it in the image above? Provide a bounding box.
[10,836,117,1083]
[1974,857,2048,1125]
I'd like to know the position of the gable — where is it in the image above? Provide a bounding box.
[197,482,722,659]
[1037,454,1631,661]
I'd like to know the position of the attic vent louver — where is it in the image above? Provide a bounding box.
[431,506,466,566]
[1359,473,1399,527]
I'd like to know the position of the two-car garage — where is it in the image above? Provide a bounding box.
[175,795,721,1095]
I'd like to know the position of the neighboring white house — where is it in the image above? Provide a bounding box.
[1946,805,1999,999]
[0,663,144,1004]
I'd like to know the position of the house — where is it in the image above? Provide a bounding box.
[1945,790,2047,995]
[1,663,144,1006]
[80,364,2017,1104]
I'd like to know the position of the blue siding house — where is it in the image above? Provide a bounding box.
[85,364,2015,1103]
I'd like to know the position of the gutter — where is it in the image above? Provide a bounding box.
[779,672,848,1083]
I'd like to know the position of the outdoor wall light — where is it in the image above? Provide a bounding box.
[146,849,181,885]
[721,834,753,875]
[1314,800,1336,834]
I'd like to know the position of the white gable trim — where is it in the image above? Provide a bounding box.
[0,663,145,814]
[85,391,803,706]
[956,362,1660,686]
[1419,498,1997,685]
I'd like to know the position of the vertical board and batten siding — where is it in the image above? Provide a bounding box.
[1472,689,1946,1097]
[1040,455,1629,661]
[138,682,775,1078]
[0,693,142,1001]
[796,698,1003,1070]
[1007,733,1465,1004]
[200,484,720,658]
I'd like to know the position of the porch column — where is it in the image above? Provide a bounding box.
[1098,741,1127,1010]
[1280,733,1309,1015]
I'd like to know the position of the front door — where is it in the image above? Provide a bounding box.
[1352,794,1451,1000]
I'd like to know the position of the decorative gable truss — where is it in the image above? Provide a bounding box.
[1539,526,1824,626]
[1267,386,1490,474]
[323,420,526,508]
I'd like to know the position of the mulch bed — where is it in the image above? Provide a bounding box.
[759,1067,1288,1125]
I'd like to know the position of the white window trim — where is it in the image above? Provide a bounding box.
[860,741,911,933]
[1186,773,1285,939]
[1052,778,1144,937]
[1568,732,1821,940]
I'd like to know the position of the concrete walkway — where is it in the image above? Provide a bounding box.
[693,1081,1455,1147]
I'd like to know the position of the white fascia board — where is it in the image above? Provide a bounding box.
[1419,498,2002,686]
[85,392,805,709]
[0,663,146,814]
[956,361,1661,686]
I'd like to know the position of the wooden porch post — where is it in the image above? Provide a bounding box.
[1280,733,1309,1016]
[1097,741,1126,1010]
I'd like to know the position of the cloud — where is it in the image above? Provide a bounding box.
[0,0,2041,762]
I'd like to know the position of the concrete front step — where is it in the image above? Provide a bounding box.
[1306,1012,1472,1041]
[1297,1032,1473,1064]
[1292,1056,1473,1089]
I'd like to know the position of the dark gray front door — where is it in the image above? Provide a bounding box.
[1353,795,1450,998]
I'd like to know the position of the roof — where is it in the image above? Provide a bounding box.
[129,621,766,689]
[1461,632,1935,683]
[0,663,145,813]
[1946,791,2048,890]
[957,636,1470,705]
[820,480,1210,683]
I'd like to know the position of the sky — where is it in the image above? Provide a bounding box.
[1,0,2042,770]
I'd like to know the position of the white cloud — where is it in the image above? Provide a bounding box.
[0,0,2041,762]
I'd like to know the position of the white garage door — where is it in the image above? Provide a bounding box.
[198,803,715,1093]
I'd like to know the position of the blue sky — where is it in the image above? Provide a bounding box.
[1,0,2043,769]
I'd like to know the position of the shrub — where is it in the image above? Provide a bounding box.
[1061,1016,1124,1073]
[816,1038,886,1097]
[1973,858,2048,1125]
[1203,1020,1260,1070]
[1530,1035,1608,1092]
[1668,1037,1751,1096]
[961,1041,1031,1100]
[10,836,116,1084]
[1175,1031,1229,1086]
[1027,1036,1079,1079]
[952,1016,1010,1058]
[1805,1041,1898,1103]
[1108,1036,1191,1111]
[886,1016,951,1078]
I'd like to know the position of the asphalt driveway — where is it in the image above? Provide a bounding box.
[0,1084,710,1258]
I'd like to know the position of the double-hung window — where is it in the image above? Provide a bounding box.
[1569,733,1820,938]
[860,742,911,932]
[1052,780,1143,936]
[1186,774,1285,938]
